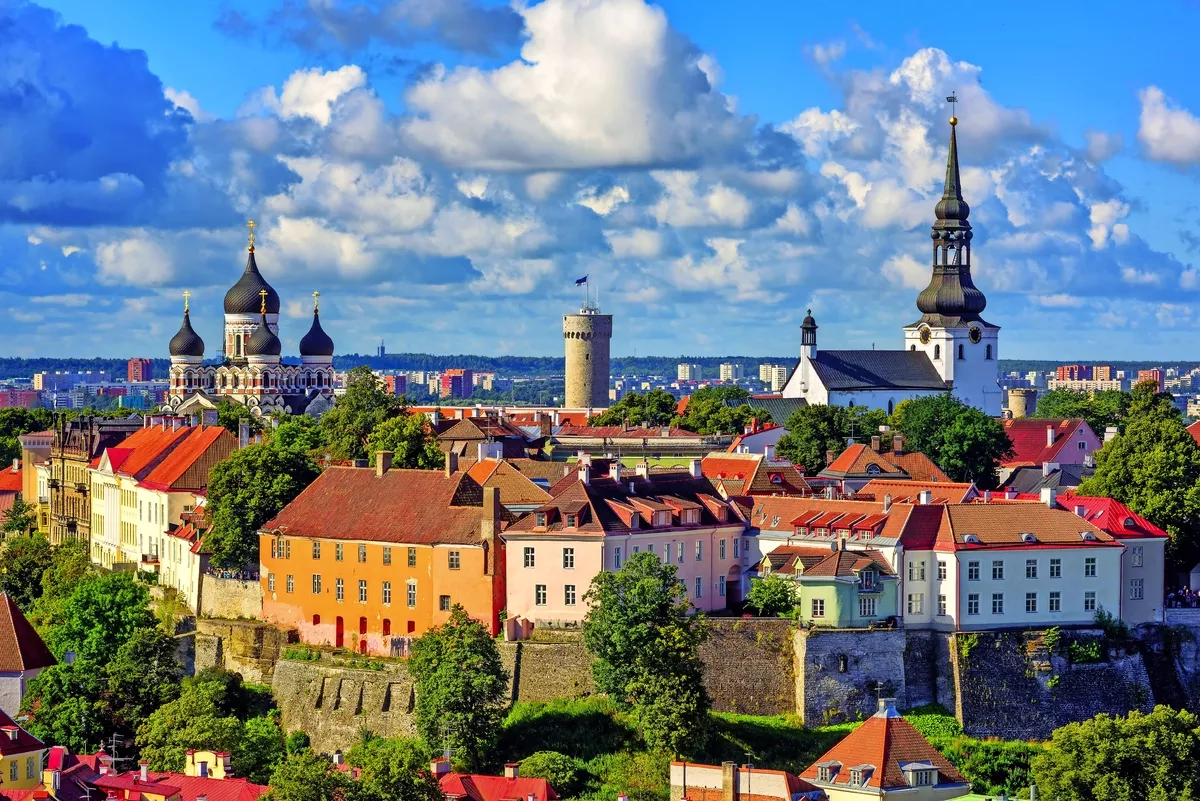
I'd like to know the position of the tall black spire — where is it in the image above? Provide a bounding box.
[913,116,989,327]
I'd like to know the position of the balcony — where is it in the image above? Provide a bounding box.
[74,482,89,495]
[47,478,60,490]
[37,496,49,505]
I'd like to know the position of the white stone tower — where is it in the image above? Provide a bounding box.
[563,303,612,409]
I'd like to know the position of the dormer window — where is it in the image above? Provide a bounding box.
[1081,531,1097,541]
[770,473,782,484]
[964,533,981,544]
[535,512,547,528]
[1021,533,1037,544]
[905,769,936,786]
[815,762,840,783]
[1125,517,1136,528]
[771,515,781,528]
[565,513,577,529]
[866,464,882,475]
[654,511,670,527]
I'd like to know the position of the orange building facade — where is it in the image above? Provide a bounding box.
[259,456,506,656]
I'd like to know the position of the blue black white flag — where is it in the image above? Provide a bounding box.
[575,275,588,285]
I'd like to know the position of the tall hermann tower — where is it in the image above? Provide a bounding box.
[563,301,612,410]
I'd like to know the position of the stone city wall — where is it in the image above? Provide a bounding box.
[793,628,908,725]
[198,575,263,620]
[195,618,292,684]
[700,619,796,715]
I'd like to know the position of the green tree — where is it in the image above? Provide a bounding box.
[891,395,1013,487]
[365,413,443,470]
[347,737,440,801]
[775,405,852,474]
[589,390,677,428]
[217,398,264,437]
[267,748,353,801]
[1,495,38,538]
[205,444,320,567]
[20,660,112,752]
[583,552,710,755]
[29,538,93,632]
[0,533,52,609]
[673,386,771,435]
[746,575,798,617]
[271,417,327,456]
[106,628,182,736]
[48,572,155,664]
[237,714,287,785]
[518,751,582,797]
[136,671,254,771]
[319,365,406,460]
[0,408,53,466]
[1032,706,1200,801]
[409,605,509,770]
[1033,389,1130,437]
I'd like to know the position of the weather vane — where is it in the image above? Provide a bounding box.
[259,288,268,314]
[183,290,190,312]
[246,219,257,250]
[312,291,320,312]
[946,91,958,126]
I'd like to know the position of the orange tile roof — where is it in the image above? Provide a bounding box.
[701,453,811,496]
[823,444,904,477]
[883,450,950,482]
[466,459,553,506]
[1189,420,1200,448]
[0,463,21,493]
[0,593,55,673]
[106,425,194,480]
[935,502,1120,550]
[858,479,976,504]
[140,426,235,491]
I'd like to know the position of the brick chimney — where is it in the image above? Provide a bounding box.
[825,449,835,466]
[376,451,393,477]
[870,435,881,452]
[430,759,451,777]
[445,451,458,477]
[504,763,519,779]
[481,487,500,577]
[721,761,739,801]
[893,434,905,454]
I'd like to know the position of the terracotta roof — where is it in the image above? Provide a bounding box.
[0,463,21,493]
[1000,418,1092,468]
[759,545,894,578]
[439,416,530,442]
[883,450,950,482]
[438,771,558,801]
[263,467,503,545]
[146,773,268,801]
[800,701,967,790]
[466,460,553,506]
[702,453,811,496]
[857,479,976,505]
[139,426,235,491]
[0,593,56,673]
[823,445,905,478]
[745,495,917,542]
[104,425,195,480]
[1055,493,1169,540]
[0,709,45,756]
[935,502,1120,550]
[1189,420,1200,448]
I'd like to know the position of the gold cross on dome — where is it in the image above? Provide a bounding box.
[246,219,257,249]
[183,290,191,312]
[312,291,320,312]
[259,289,268,314]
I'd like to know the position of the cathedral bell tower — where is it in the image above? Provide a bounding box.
[902,108,1001,416]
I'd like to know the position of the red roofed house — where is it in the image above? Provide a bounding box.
[88,420,237,610]
[1188,420,1200,449]
[669,760,823,801]
[701,451,811,498]
[260,453,509,655]
[92,750,267,801]
[434,759,557,801]
[0,709,48,792]
[799,698,970,799]
[820,436,950,494]
[0,594,56,717]
[0,460,21,526]
[999,418,1100,479]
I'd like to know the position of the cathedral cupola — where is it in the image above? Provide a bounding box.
[224,222,280,315]
[913,113,990,327]
[299,292,335,363]
[245,291,282,360]
[800,309,818,347]
[169,293,204,361]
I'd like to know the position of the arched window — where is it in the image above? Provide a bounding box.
[958,344,964,360]
[910,345,916,352]
[887,400,894,415]
[986,344,993,360]
[934,344,941,360]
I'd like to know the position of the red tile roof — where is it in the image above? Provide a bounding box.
[263,467,498,545]
[883,450,950,482]
[800,702,967,791]
[1189,420,1200,448]
[1055,493,1169,540]
[439,771,557,801]
[0,593,56,673]
[701,453,811,496]
[934,502,1120,551]
[823,444,904,477]
[0,462,21,493]
[857,480,976,505]
[139,426,235,491]
[1000,418,1092,468]
[0,709,45,756]
[103,425,194,480]
[145,773,268,801]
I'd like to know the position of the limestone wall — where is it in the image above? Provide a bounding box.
[199,575,263,620]
[195,619,292,684]
[793,628,907,725]
[500,640,594,703]
[273,659,417,751]
[700,619,795,715]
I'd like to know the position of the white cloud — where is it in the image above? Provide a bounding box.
[782,108,857,158]
[96,235,173,285]
[605,228,663,259]
[1083,130,1122,163]
[525,172,564,200]
[1137,86,1200,165]
[810,41,846,66]
[165,87,216,123]
[881,253,927,290]
[650,171,752,228]
[1121,266,1162,286]
[276,65,368,126]
[266,217,376,276]
[61,245,81,257]
[1038,294,1084,308]
[669,238,776,301]
[1088,199,1129,249]
[577,185,630,216]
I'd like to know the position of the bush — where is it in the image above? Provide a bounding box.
[519,751,582,797]
[904,704,963,743]
[941,736,1043,797]
[1069,639,1103,664]
[1094,607,1130,641]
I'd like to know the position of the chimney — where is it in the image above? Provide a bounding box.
[333,752,344,766]
[635,462,650,479]
[482,487,500,577]
[751,416,759,433]
[870,435,881,453]
[1042,461,1059,478]
[878,697,898,715]
[825,449,834,466]
[721,762,739,801]
[983,490,993,503]
[1074,504,1086,517]
[552,410,562,425]
[579,452,592,466]
[504,763,519,779]
[882,494,892,513]
[539,414,552,437]
[609,461,622,481]
[431,759,451,777]
[744,425,753,435]
[445,451,458,477]
[139,762,149,782]
[238,419,250,449]
[689,459,702,478]
[1046,425,1056,447]
[1041,487,1057,508]
[918,490,932,505]
[376,451,393,477]
[764,444,775,460]
[579,463,591,485]
[9,458,16,473]
[893,434,905,454]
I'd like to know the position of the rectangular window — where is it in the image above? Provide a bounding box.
[286,575,294,594]
[1025,592,1037,613]
[720,539,727,559]
[565,585,577,606]
[1130,578,1144,600]
[10,763,16,781]
[382,546,392,566]
[382,581,392,605]
[733,538,740,559]
[908,560,926,581]
[812,598,825,618]
[358,580,367,603]
[968,561,980,581]
[938,561,947,581]
[312,574,321,594]
[719,576,726,597]
[695,576,703,598]
[1084,591,1097,611]
[523,546,535,568]
[1025,559,1038,579]
[992,560,1005,580]
[1085,557,1097,577]
[648,543,655,556]
[938,595,947,616]
[1050,558,1061,578]
[907,593,924,615]
[614,547,622,570]
[448,551,461,570]
[268,573,275,592]
[860,596,876,617]
[285,540,291,559]
[967,594,979,615]
[535,584,547,606]
[439,595,451,611]
[992,593,1004,615]
[677,542,685,564]
[565,513,576,528]
[336,578,344,601]
[407,547,416,567]
[633,545,640,554]
[358,544,367,563]
[696,540,703,561]
[1049,591,1061,612]
[336,543,344,561]
[1132,546,1144,567]
[563,548,575,569]
[312,541,321,560]
[406,580,416,608]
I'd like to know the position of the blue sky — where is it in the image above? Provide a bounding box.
[6,0,1200,359]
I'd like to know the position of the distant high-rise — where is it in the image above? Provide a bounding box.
[377,340,386,358]
[127,358,154,383]
[563,303,612,409]
[719,363,744,381]
[677,363,703,382]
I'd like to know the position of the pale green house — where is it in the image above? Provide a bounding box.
[757,544,899,627]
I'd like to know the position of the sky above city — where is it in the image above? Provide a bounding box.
[6,0,1200,360]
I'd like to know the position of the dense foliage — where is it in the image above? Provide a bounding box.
[583,552,710,755]
[775,405,888,474]
[891,394,1013,487]
[0,407,53,466]
[0,534,52,607]
[746,575,798,617]
[673,386,771,435]
[1,495,38,537]
[365,414,443,470]
[589,390,678,428]
[346,736,441,801]
[1033,388,1131,436]
[409,605,509,770]
[319,365,408,460]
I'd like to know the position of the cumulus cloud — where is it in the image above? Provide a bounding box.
[1137,86,1200,165]
[1083,129,1123,163]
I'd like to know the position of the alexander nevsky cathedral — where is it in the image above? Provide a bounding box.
[164,222,337,418]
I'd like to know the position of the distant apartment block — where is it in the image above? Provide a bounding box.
[770,365,790,392]
[1137,369,1164,391]
[1056,364,1092,381]
[0,390,40,409]
[127,358,154,383]
[473,372,496,391]
[1092,365,1112,381]
[719,363,744,381]
[441,369,474,398]
[758,363,775,383]
[677,363,703,382]
[382,375,407,396]
[1047,378,1124,393]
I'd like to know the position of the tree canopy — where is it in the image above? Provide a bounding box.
[1,495,38,538]
[347,737,441,801]
[775,405,887,475]
[1033,388,1130,437]
[217,398,264,436]
[366,413,444,470]
[746,575,798,617]
[589,390,677,428]
[408,605,509,770]
[673,386,771,435]
[46,571,156,663]
[583,552,710,755]
[319,365,407,460]
[0,407,53,466]
[891,394,1013,488]
[0,533,53,609]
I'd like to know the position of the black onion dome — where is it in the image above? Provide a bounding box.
[245,313,282,357]
[169,310,205,358]
[299,310,335,357]
[223,250,280,315]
